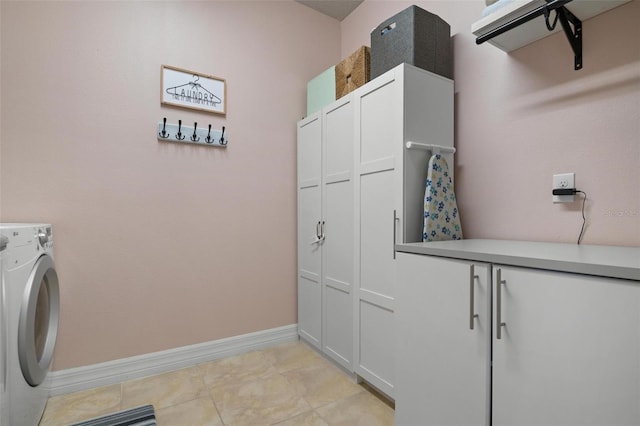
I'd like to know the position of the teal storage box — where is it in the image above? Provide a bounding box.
[306,66,336,116]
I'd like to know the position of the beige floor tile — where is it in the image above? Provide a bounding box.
[155,397,224,426]
[121,366,208,411]
[282,362,362,408]
[39,384,122,426]
[315,391,395,426]
[209,372,311,426]
[272,410,330,426]
[199,350,278,388]
[262,341,324,373]
[43,343,396,426]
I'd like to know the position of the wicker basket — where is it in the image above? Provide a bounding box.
[335,46,370,99]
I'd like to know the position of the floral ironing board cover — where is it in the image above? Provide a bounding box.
[423,154,463,241]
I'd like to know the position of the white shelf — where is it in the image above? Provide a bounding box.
[471,0,631,52]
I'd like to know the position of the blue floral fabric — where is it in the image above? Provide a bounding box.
[423,154,463,242]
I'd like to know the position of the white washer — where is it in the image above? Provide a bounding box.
[0,224,59,426]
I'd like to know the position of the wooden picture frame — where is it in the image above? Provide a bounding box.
[161,65,226,115]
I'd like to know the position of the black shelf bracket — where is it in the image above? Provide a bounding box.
[556,6,582,70]
[476,0,583,70]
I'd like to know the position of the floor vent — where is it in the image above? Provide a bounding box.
[69,405,156,426]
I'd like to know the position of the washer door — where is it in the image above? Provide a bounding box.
[18,254,60,387]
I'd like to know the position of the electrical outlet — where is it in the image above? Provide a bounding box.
[553,173,575,203]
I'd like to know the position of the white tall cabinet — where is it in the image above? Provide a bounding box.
[395,240,640,426]
[354,64,453,398]
[297,63,454,397]
[297,96,355,371]
[297,112,322,349]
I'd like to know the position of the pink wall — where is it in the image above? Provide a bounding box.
[1,0,638,372]
[0,1,340,370]
[342,0,639,246]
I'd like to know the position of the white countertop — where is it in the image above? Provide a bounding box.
[396,239,640,281]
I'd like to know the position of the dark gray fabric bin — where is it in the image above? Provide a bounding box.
[370,5,452,80]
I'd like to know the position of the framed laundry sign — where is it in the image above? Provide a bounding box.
[161,65,226,115]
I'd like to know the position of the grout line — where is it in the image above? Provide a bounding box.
[206,384,226,426]
[119,383,123,411]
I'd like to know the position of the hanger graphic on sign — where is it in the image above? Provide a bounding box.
[165,75,222,105]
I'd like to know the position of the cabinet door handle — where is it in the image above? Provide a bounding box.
[469,264,479,330]
[392,209,399,259]
[310,221,324,245]
[496,268,506,339]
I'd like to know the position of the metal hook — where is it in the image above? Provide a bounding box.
[205,124,214,144]
[176,120,186,140]
[544,7,559,31]
[191,122,200,142]
[219,126,226,145]
[158,117,170,138]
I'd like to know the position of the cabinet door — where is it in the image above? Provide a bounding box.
[396,253,491,426]
[297,114,322,348]
[493,265,640,426]
[322,98,354,369]
[358,72,402,300]
[355,71,403,397]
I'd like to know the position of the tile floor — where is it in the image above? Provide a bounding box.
[40,340,395,426]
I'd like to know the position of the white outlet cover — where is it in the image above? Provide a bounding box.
[552,173,575,203]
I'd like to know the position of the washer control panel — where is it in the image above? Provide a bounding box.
[36,226,53,250]
[0,224,53,252]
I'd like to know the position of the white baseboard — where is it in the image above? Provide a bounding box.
[47,324,298,396]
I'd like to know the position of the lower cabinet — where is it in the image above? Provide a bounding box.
[396,252,640,426]
[396,253,491,426]
[493,265,640,426]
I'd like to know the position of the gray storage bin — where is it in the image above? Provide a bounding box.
[371,5,452,80]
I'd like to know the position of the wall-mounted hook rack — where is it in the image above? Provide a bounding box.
[157,118,228,147]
